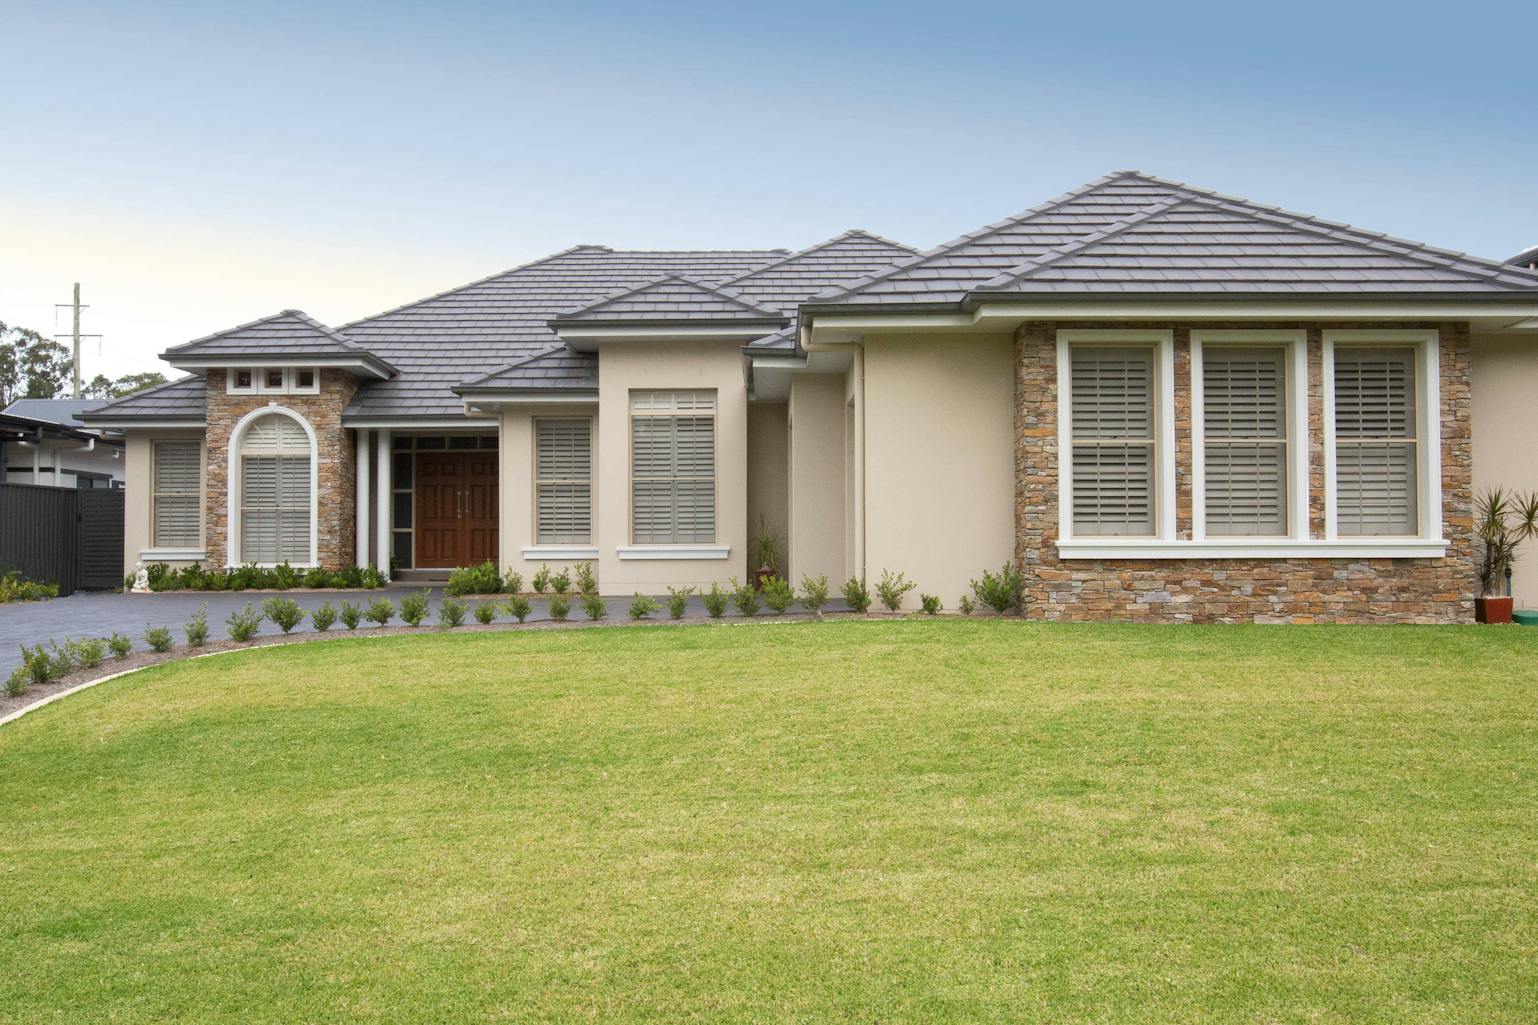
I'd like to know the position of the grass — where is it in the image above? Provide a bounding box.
[2,620,1536,1023]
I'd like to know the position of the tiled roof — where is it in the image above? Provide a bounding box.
[553,275,788,324]
[455,346,599,396]
[162,309,382,361]
[2,398,109,427]
[811,171,1538,308]
[718,230,918,311]
[78,374,206,423]
[339,246,788,419]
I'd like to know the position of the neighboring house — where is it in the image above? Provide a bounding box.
[0,399,126,489]
[80,172,1538,621]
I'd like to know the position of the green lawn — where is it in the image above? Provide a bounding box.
[3,620,1537,1024]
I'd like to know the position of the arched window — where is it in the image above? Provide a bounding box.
[237,412,313,564]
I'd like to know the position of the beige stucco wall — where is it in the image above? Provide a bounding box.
[746,401,789,577]
[787,374,847,586]
[860,331,1017,608]
[1472,333,1538,607]
[122,428,207,574]
[497,404,601,582]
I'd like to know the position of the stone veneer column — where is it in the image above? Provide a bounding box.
[1013,321,1474,624]
[204,369,360,569]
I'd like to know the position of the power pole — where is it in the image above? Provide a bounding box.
[54,283,101,399]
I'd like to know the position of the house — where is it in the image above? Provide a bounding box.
[80,172,1538,621]
[0,399,125,489]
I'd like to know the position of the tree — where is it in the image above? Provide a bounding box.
[108,371,167,397]
[0,321,69,404]
[83,374,115,400]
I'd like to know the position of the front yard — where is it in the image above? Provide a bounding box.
[2,620,1536,1023]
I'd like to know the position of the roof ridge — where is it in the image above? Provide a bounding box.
[1114,171,1538,287]
[806,171,1147,304]
[717,228,917,289]
[162,309,337,355]
[337,244,615,330]
[455,344,570,389]
[974,198,1192,289]
[554,272,787,321]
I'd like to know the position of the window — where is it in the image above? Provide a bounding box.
[631,390,716,544]
[226,367,320,395]
[230,369,254,392]
[1201,346,1288,536]
[1333,346,1418,536]
[238,413,312,564]
[295,368,316,390]
[152,441,201,547]
[536,419,592,544]
[1068,346,1157,536]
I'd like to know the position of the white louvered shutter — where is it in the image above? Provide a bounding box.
[239,414,312,563]
[1070,347,1155,536]
[1203,347,1287,536]
[1334,347,1418,536]
[631,391,716,544]
[152,441,201,547]
[536,419,592,543]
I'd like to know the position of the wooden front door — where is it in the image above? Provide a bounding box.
[414,451,499,568]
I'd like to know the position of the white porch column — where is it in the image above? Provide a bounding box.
[354,429,371,568]
[375,429,392,578]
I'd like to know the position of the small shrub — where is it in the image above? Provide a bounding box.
[271,562,300,590]
[547,592,570,621]
[875,569,915,613]
[6,666,27,696]
[0,569,60,603]
[226,604,263,642]
[473,601,498,625]
[730,577,760,617]
[575,562,597,595]
[666,586,693,620]
[447,560,501,597]
[502,569,524,594]
[799,574,830,617]
[19,644,54,686]
[702,582,729,618]
[145,625,174,653]
[760,575,794,615]
[841,576,872,614]
[532,564,552,593]
[45,640,76,678]
[184,606,210,647]
[958,594,975,616]
[365,597,396,627]
[920,593,943,615]
[303,566,330,588]
[438,596,468,628]
[262,596,304,633]
[203,571,229,591]
[310,602,338,632]
[581,592,607,621]
[108,632,133,660]
[551,568,571,595]
[72,637,106,670]
[970,563,1023,615]
[505,594,532,623]
[335,564,364,588]
[360,567,386,589]
[400,589,431,627]
[629,593,660,620]
[339,600,364,630]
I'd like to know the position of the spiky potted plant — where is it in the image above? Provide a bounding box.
[750,517,783,590]
[1474,488,1538,624]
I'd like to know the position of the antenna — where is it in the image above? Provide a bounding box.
[54,282,103,398]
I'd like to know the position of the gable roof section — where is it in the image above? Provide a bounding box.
[454,346,599,397]
[78,374,207,425]
[718,230,918,311]
[551,275,788,326]
[2,398,108,427]
[161,310,396,379]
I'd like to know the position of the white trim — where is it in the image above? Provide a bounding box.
[343,417,499,429]
[1055,330,1175,543]
[171,355,392,379]
[226,404,319,568]
[85,419,206,430]
[1189,330,1308,542]
[616,544,731,560]
[354,428,370,568]
[1057,538,1449,560]
[521,545,599,560]
[557,325,783,351]
[139,547,208,561]
[375,429,392,579]
[1321,329,1440,543]
[461,394,599,409]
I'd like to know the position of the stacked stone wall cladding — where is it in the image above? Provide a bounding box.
[203,369,359,569]
[1013,321,1473,623]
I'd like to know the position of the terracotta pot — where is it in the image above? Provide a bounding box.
[1476,596,1514,624]
[753,565,775,590]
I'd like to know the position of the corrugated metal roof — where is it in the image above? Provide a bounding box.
[1,398,109,427]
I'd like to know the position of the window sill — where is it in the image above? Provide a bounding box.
[139,547,207,562]
[1056,539,1450,560]
[521,545,599,561]
[616,544,731,561]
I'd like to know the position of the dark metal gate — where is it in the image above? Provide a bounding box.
[0,483,125,595]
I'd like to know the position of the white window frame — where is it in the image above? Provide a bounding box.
[1191,330,1308,542]
[624,389,726,557]
[1322,329,1442,544]
[1056,329,1177,546]
[151,440,204,551]
[533,417,594,546]
[226,367,321,396]
[226,405,319,567]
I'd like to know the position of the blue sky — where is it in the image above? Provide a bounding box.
[2,0,1535,378]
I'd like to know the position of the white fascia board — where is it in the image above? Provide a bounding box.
[342,416,499,429]
[166,355,393,378]
[557,325,784,351]
[1056,539,1450,560]
[83,419,207,430]
[460,394,599,410]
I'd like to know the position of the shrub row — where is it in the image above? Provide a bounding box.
[0,569,59,604]
[129,562,387,593]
